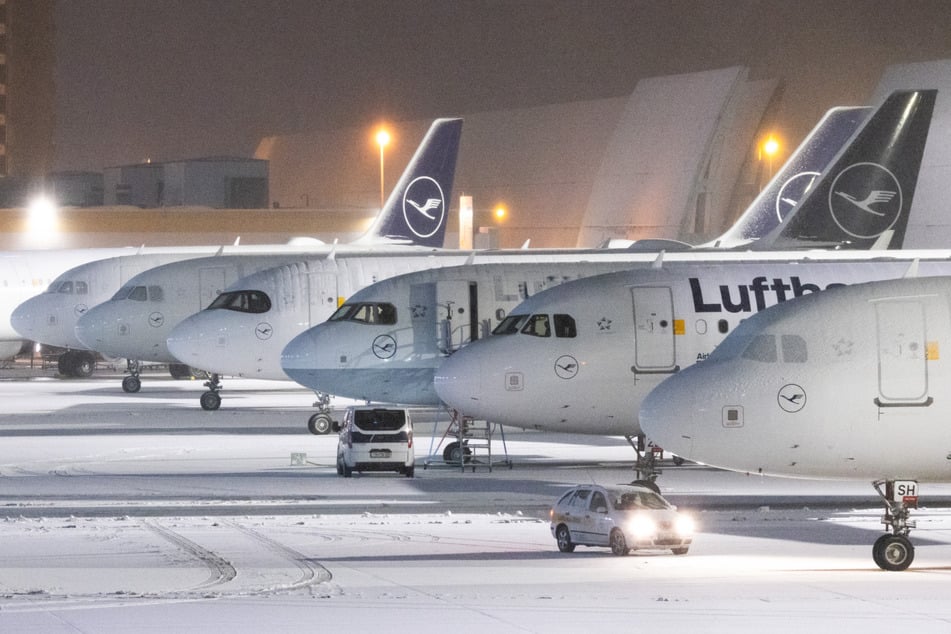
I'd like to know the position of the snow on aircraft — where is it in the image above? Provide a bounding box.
[638,275,951,571]
[71,118,463,399]
[429,89,936,478]
[167,104,871,422]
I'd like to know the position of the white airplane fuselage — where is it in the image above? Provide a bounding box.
[433,254,951,438]
[0,247,161,358]
[74,246,445,363]
[640,275,951,482]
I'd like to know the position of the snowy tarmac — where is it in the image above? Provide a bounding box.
[2,371,951,632]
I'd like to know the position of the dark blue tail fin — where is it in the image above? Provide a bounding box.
[760,89,936,250]
[356,118,462,248]
[711,106,870,248]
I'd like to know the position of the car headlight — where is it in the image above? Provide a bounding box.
[629,515,656,540]
[675,514,696,536]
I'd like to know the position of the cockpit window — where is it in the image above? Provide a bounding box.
[553,314,576,338]
[128,286,148,302]
[57,281,73,294]
[492,314,528,335]
[741,334,777,362]
[327,302,396,325]
[208,290,272,314]
[111,286,132,301]
[521,314,551,337]
[329,304,357,322]
[781,334,807,363]
[76,281,88,295]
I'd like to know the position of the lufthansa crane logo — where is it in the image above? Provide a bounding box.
[403,176,445,239]
[777,383,806,413]
[554,354,579,380]
[828,163,902,239]
[74,303,88,317]
[148,312,165,328]
[775,171,820,223]
[372,334,397,359]
[255,322,273,340]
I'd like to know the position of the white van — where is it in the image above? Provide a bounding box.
[334,407,415,477]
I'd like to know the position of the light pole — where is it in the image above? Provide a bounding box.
[376,129,390,208]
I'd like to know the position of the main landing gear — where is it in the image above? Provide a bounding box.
[58,350,96,378]
[306,392,334,435]
[872,480,918,571]
[200,373,222,411]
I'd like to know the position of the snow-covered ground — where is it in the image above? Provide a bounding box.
[2,373,951,632]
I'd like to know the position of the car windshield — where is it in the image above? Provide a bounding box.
[611,489,671,511]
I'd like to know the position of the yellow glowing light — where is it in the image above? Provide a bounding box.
[763,136,780,157]
[494,205,507,221]
[376,129,391,149]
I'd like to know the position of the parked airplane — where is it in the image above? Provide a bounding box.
[0,245,270,366]
[167,103,874,419]
[279,91,930,430]
[639,275,951,571]
[72,118,463,397]
[9,245,314,376]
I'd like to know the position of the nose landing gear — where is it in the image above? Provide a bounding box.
[200,373,222,411]
[872,480,918,571]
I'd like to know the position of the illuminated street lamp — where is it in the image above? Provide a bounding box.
[376,128,391,208]
[762,135,780,182]
[494,205,507,221]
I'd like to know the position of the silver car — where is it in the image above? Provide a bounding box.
[549,484,694,556]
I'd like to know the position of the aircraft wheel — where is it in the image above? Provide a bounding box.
[610,529,630,556]
[57,353,74,376]
[555,524,575,553]
[672,547,689,555]
[73,353,95,378]
[122,376,141,393]
[307,413,333,435]
[874,534,914,571]
[443,441,472,464]
[200,391,221,411]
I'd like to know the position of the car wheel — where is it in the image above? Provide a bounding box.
[610,529,629,556]
[671,547,689,555]
[555,524,575,553]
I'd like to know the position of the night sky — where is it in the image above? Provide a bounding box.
[54,0,951,171]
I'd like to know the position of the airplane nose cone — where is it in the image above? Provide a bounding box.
[13,295,91,348]
[639,369,702,460]
[10,298,39,340]
[75,304,120,354]
[433,345,483,412]
[166,314,203,365]
[281,328,319,386]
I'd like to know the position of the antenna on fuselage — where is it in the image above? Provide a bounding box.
[651,251,665,269]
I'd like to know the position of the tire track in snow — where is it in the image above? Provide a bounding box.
[143,519,237,593]
[223,519,333,595]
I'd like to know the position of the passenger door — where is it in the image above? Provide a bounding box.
[631,286,678,373]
